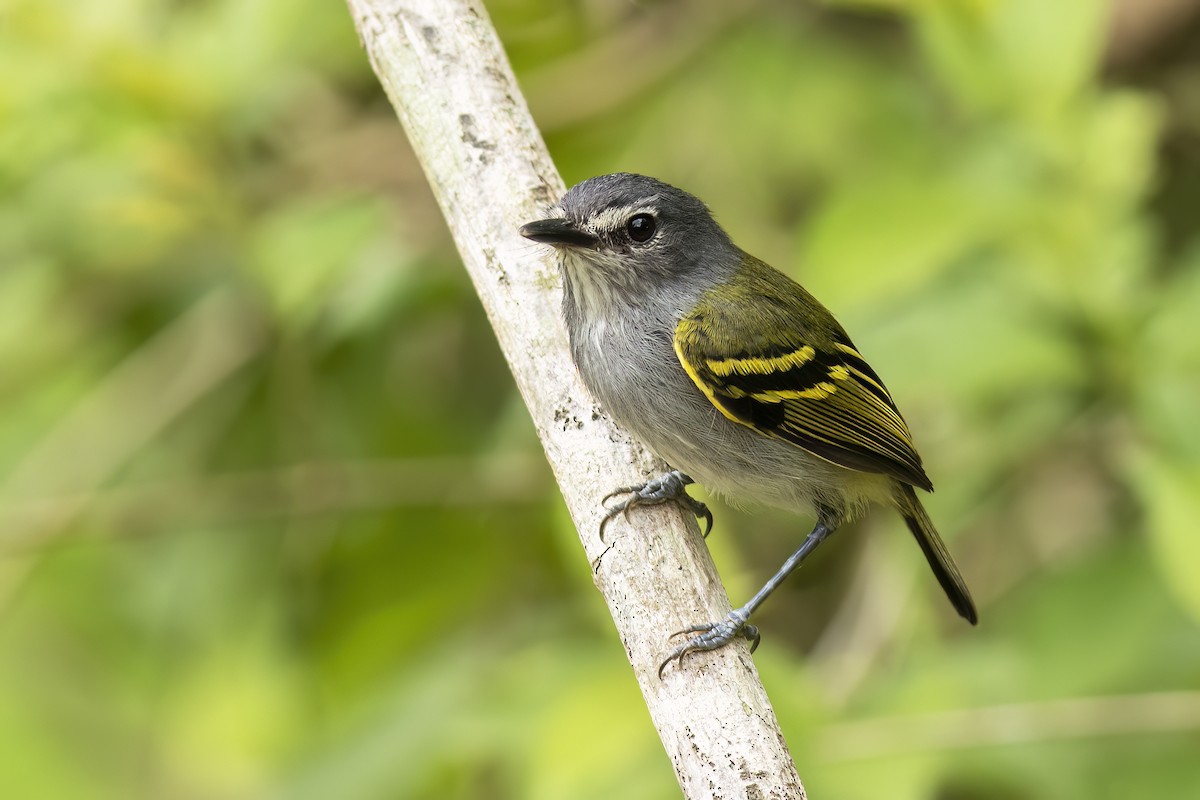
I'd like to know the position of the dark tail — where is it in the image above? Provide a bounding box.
[894,483,977,624]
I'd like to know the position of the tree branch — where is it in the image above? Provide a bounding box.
[343,1,805,796]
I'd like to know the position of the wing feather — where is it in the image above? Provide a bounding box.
[673,263,933,491]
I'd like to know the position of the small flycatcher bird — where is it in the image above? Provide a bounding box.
[520,173,976,676]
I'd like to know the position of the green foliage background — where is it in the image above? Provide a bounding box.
[2,0,1199,797]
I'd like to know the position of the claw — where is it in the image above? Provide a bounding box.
[601,485,639,505]
[598,503,623,542]
[747,626,762,654]
[657,610,759,679]
[598,470,713,541]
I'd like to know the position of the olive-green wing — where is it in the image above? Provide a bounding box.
[673,274,933,492]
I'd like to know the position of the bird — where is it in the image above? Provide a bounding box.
[519,173,976,676]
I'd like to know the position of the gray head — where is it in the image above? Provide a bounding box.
[520,174,738,312]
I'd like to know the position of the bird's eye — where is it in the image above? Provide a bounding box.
[626,213,656,243]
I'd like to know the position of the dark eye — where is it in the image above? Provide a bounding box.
[626,213,656,243]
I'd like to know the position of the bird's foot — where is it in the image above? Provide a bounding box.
[658,609,760,678]
[599,470,713,541]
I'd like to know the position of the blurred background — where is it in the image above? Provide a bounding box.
[2,0,1199,797]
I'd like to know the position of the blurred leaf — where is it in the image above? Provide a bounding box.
[1131,455,1200,622]
[248,195,391,328]
[918,0,1108,119]
[800,163,1004,308]
[1137,248,1200,458]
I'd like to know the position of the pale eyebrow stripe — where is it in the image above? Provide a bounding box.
[590,203,660,232]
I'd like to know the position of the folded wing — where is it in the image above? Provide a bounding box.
[673,262,933,492]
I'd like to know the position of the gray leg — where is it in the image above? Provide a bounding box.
[658,520,834,678]
[600,470,713,540]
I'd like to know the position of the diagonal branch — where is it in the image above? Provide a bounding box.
[343,1,804,796]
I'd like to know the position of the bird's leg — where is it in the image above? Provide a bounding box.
[600,469,713,541]
[658,520,835,678]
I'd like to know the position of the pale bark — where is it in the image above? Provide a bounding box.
[343,1,805,796]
